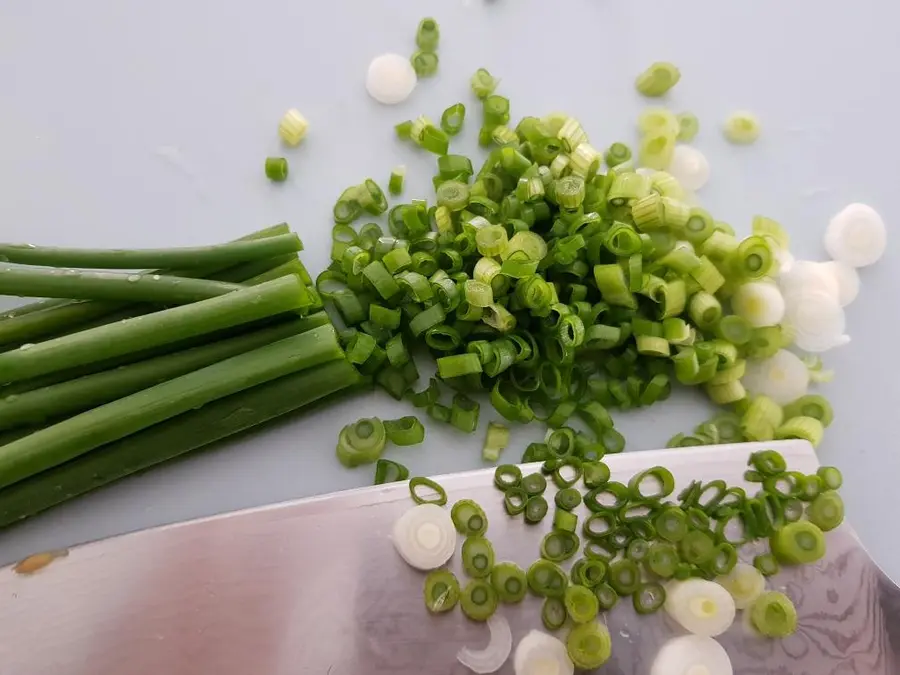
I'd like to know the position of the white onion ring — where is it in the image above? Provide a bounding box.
[514,630,573,675]
[366,53,417,105]
[741,349,810,406]
[457,614,512,673]
[824,202,887,268]
[391,503,456,570]
[650,635,733,675]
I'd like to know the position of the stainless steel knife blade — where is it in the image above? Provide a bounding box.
[0,439,895,675]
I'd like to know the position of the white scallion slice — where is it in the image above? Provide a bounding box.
[664,579,736,637]
[741,349,810,406]
[820,261,860,307]
[773,247,794,276]
[650,635,733,675]
[278,109,309,147]
[392,503,456,570]
[778,260,839,300]
[824,203,887,268]
[782,289,849,353]
[731,281,785,328]
[514,630,574,675]
[458,614,513,673]
[717,562,766,609]
[668,145,710,192]
[366,53,418,105]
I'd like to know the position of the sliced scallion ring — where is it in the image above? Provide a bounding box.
[540,530,580,563]
[408,476,447,505]
[462,536,495,579]
[451,499,488,537]
[750,591,798,638]
[716,562,765,609]
[514,631,574,675]
[392,503,456,570]
[490,562,527,603]
[424,569,460,613]
[633,581,667,614]
[461,579,499,622]
[565,621,612,670]
[525,496,549,524]
[541,597,568,631]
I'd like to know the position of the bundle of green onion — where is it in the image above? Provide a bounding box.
[0,225,362,526]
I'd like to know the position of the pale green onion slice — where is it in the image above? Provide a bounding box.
[668,145,710,191]
[637,108,679,137]
[676,113,700,142]
[750,591,798,638]
[366,53,417,105]
[731,282,785,328]
[278,109,309,146]
[639,132,676,170]
[741,350,809,406]
[716,562,765,609]
[723,111,761,144]
[824,202,887,268]
[649,635,733,675]
[514,630,574,675]
[664,579,736,637]
[457,614,512,674]
[635,62,681,97]
[392,503,456,570]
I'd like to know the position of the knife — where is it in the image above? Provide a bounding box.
[0,439,895,675]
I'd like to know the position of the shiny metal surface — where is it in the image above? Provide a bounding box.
[0,440,895,675]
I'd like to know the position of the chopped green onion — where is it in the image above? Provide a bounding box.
[540,597,567,631]
[462,536,495,578]
[525,495,549,524]
[655,506,689,542]
[647,542,679,578]
[411,50,439,78]
[750,591,797,637]
[553,508,578,533]
[449,393,480,433]
[817,466,843,490]
[635,61,681,97]
[522,472,547,496]
[628,466,675,500]
[633,581,666,614]
[593,582,619,611]
[409,476,448,505]
[676,112,699,141]
[482,421,510,462]
[806,490,844,531]
[541,530,580,562]
[490,562,527,603]
[771,521,826,565]
[374,459,409,484]
[555,487,582,511]
[388,166,406,195]
[441,103,466,136]
[503,488,528,515]
[608,559,641,595]
[460,579,499,621]
[564,584,600,624]
[336,418,387,467]
[754,553,780,576]
[471,68,499,99]
[527,559,569,597]
[424,570,460,613]
[264,157,289,181]
[452,499,489,537]
[278,109,309,146]
[723,111,761,144]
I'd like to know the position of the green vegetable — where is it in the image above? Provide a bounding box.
[593,582,618,611]
[409,477,448,506]
[632,581,666,614]
[503,488,528,516]
[0,275,310,385]
[423,571,460,614]
[750,591,797,637]
[525,495,549,524]
[0,316,327,431]
[566,622,612,669]
[374,459,409,484]
[771,521,826,565]
[754,553,780,576]
[564,584,599,623]
[541,597,567,630]
[555,487,582,511]
[647,541,679,578]
[724,111,761,144]
[522,472,547,496]
[818,466,843,490]
[383,416,426,445]
[608,559,640,595]
[265,157,288,181]
[0,323,343,489]
[541,530,580,562]
[452,499,489,537]
[460,580,498,621]
[470,68,499,99]
[462,536,495,578]
[490,562,527,603]
[415,17,440,51]
[0,358,361,527]
[676,112,699,141]
[337,417,387,468]
[388,166,405,195]
[493,464,522,490]
[440,103,466,136]
[482,421,510,462]
[527,559,568,597]
[806,490,844,531]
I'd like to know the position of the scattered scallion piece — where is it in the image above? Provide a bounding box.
[635,61,681,97]
[461,579,499,621]
[452,499,489,537]
[527,559,568,597]
[423,570,460,613]
[541,597,567,631]
[525,495,549,524]
[336,417,387,467]
[411,50,439,78]
[415,17,440,51]
[408,476,448,506]
[749,591,797,638]
[633,581,666,614]
[566,621,612,670]
[564,584,600,623]
[754,553,780,576]
[384,416,425,445]
[676,112,699,142]
[374,459,409,484]
[482,421,510,462]
[723,111,761,144]
[462,536,496,578]
[264,157,289,182]
[490,562,527,603]
[388,166,406,195]
[441,103,466,136]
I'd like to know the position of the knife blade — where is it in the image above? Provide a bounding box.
[0,439,895,675]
